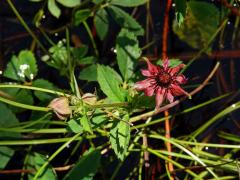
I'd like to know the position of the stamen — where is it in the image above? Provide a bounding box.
[156,71,172,87]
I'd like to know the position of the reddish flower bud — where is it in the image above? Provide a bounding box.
[48,97,72,120]
[82,93,97,105]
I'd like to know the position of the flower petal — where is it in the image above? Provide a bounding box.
[171,84,189,96]
[155,88,165,108]
[176,74,187,84]
[163,58,169,70]
[144,87,155,96]
[169,64,185,76]
[146,59,159,73]
[166,91,174,103]
[134,79,151,90]
[141,69,152,77]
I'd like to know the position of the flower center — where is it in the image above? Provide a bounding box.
[157,71,172,87]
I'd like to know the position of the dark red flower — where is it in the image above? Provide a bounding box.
[134,58,189,108]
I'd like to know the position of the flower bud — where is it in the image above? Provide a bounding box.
[48,97,71,120]
[82,93,97,105]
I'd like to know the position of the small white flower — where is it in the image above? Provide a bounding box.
[17,64,30,78]
[17,72,25,78]
[19,64,29,71]
[30,73,34,80]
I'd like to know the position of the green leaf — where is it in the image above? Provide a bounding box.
[64,149,101,180]
[175,12,184,27]
[78,64,97,81]
[30,0,43,2]
[72,45,89,60]
[108,5,144,36]
[67,119,83,133]
[173,1,219,51]
[94,8,109,40]
[77,56,96,65]
[4,50,38,82]
[175,0,186,25]
[3,56,21,81]
[116,28,141,81]
[157,59,183,67]
[48,41,68,67]
[90,109,108,129]
[92,0,101,4]
[132,95,155,109]
[1,88,34,113]
[32,79,58,102]
[97,65,124,102]
[27,152,57,180]
[79,115,93,134]
[0,146,14,169]
[0,103,21,138]
[2,88,34,113]
[56,0,80,7]
[74,9,92,26]
[48,0,61,18]
[33,9,44,27]
[15,89,34,113]
[110,0,147,7]
[110,115,130,160]
[44,41,69,75]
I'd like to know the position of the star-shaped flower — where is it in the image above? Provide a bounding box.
[134,58,189,108]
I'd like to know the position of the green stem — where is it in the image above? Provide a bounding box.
[158,150,239,174]
[149,135,240,149]
[138,151,144,180]
[218,131,240,143]
[0,128,67,133]
[33,133,81,180]
[141,40,156,51]
[87,102,129,108]
[39,27,56,46]
[66,28,82,98]
[145,134,219,179]
[191,101,240,138]
[14,120,66,128]
[1,113,52,130]
[232,16,239,46]
[64,140,82,165]
[17,113,52,129]
[0,84,69,96]
[6,0,48,54]
[131,93,230,127]
[83,21,99,57]
[0,96,50,111]
[140,145,199,178]
[0,135,97,146]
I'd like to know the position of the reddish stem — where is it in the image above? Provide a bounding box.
[162,0,172,59]
[162,0,174,179]
[164,110,174,179]
[221,0,240,16]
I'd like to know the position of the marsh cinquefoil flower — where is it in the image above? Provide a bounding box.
[134,58,189,108]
